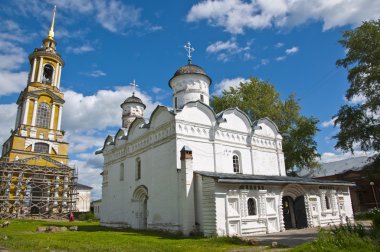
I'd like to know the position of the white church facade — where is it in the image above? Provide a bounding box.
[97,49,354,236]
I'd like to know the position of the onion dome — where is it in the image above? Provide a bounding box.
[120,94,146,109]
[169,63,212,87]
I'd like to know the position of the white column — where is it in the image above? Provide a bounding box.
[30,57,37,82]
[22,98,30,125]
[31,100,38,126]
[37,57,43,82]
[15,106,21,129]
[53,63,60,87]
[50,103,56,129]
[57,105,62,131]
[57,64,62,88]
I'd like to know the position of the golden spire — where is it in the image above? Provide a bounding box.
[48,5,56,39]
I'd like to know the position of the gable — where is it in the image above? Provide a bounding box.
[254,118,280,139]
[29,89,65,104]
[148,106,174,129]
[176,101,215,126]
[218,108,252,133]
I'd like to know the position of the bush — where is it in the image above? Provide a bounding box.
[355,208,380,220]
[78,212,97,221]
[293,228,378,252]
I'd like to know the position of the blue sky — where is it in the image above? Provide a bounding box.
[0,0,379,198]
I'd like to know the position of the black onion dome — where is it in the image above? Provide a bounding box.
[120,94,146,109]
[169,63,212,87]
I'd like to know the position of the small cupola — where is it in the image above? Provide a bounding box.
[120,80,146,129]
[169,42,212,109]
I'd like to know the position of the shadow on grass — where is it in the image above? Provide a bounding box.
[38,221,248,244]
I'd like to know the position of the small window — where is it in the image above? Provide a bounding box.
[174,97,178,109]
[200,94,204,102]
[36,102,50,128]
[120,163,124,181]
[136,158,141,180]
[233,155,240,173]
[34,143,49,153]
[247,198,257,216]
[325,195,331,210]
[42,64,54,85]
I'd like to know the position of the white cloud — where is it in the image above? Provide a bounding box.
[275,42,284,48]
[84,70,106,77]
[0,21,30,96]
[276,56,286,61]
[70,155,103,199]
[320,151,375,163]
[94,0,141,32]
[0,104,17,150]
[0,71,28,96]
[345,93,367,104]
[152,87,163,94]
[285,46,299,55]
[6,0,160,35]
[321,117,337,128]
[66,44,94,54]
[187,0,380,34]
[62,86,159,131]
[206,39,252,62]
[213,77,249,96]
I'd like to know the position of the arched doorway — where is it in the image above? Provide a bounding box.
[282,184,308,229]
[133,185,148,229]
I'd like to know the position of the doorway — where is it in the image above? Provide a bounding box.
[282,196,308,229]
[133,185,148,229]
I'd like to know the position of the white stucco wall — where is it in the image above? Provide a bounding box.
[76,190,91,212]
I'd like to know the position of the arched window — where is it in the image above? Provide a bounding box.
[34,142,49,153]
[200,94,204,102]
[120,163,124,181]
[36,103,50,128]
[174,97,178,109]
[136,158,141,180]
[42,64,54,85]
[325,195,331,210]
[247,198,257,216]
[233,154,240,173]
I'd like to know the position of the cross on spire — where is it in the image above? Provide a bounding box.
[184,41,195,64]
[129,80,138,95]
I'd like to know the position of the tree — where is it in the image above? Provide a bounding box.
[211,78,320,173]
[334,20,380,167]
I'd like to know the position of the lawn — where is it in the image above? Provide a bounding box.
[0,220,264,252]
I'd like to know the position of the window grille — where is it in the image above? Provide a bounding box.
[34,143,49,153]
[247,198,257,215]
[233,155,240,173]
[36,102,50,128]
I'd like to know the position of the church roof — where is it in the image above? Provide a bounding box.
[195,171,354,186]
[169,63,212,86]
[77,183,93,190]
[121,94,146,109]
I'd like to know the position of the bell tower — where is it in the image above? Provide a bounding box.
[1,6,68,165]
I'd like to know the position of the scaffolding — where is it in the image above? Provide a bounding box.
[0,157,77,219]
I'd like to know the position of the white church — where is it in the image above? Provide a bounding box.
[96,45,354,236]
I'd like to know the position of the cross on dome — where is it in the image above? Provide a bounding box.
[129,80,138,95]
[184,42,195,64]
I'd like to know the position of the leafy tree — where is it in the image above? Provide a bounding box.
[211,78,320,173]
[334,20,380,167]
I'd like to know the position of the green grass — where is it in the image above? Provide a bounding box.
[0,220,258,252]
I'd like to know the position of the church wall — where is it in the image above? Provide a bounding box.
[101,139,180,230]
[252,148,281,176]
[176,138,215,172]
[214,143,252,174]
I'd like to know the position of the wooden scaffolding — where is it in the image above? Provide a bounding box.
[0,156,77,219]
